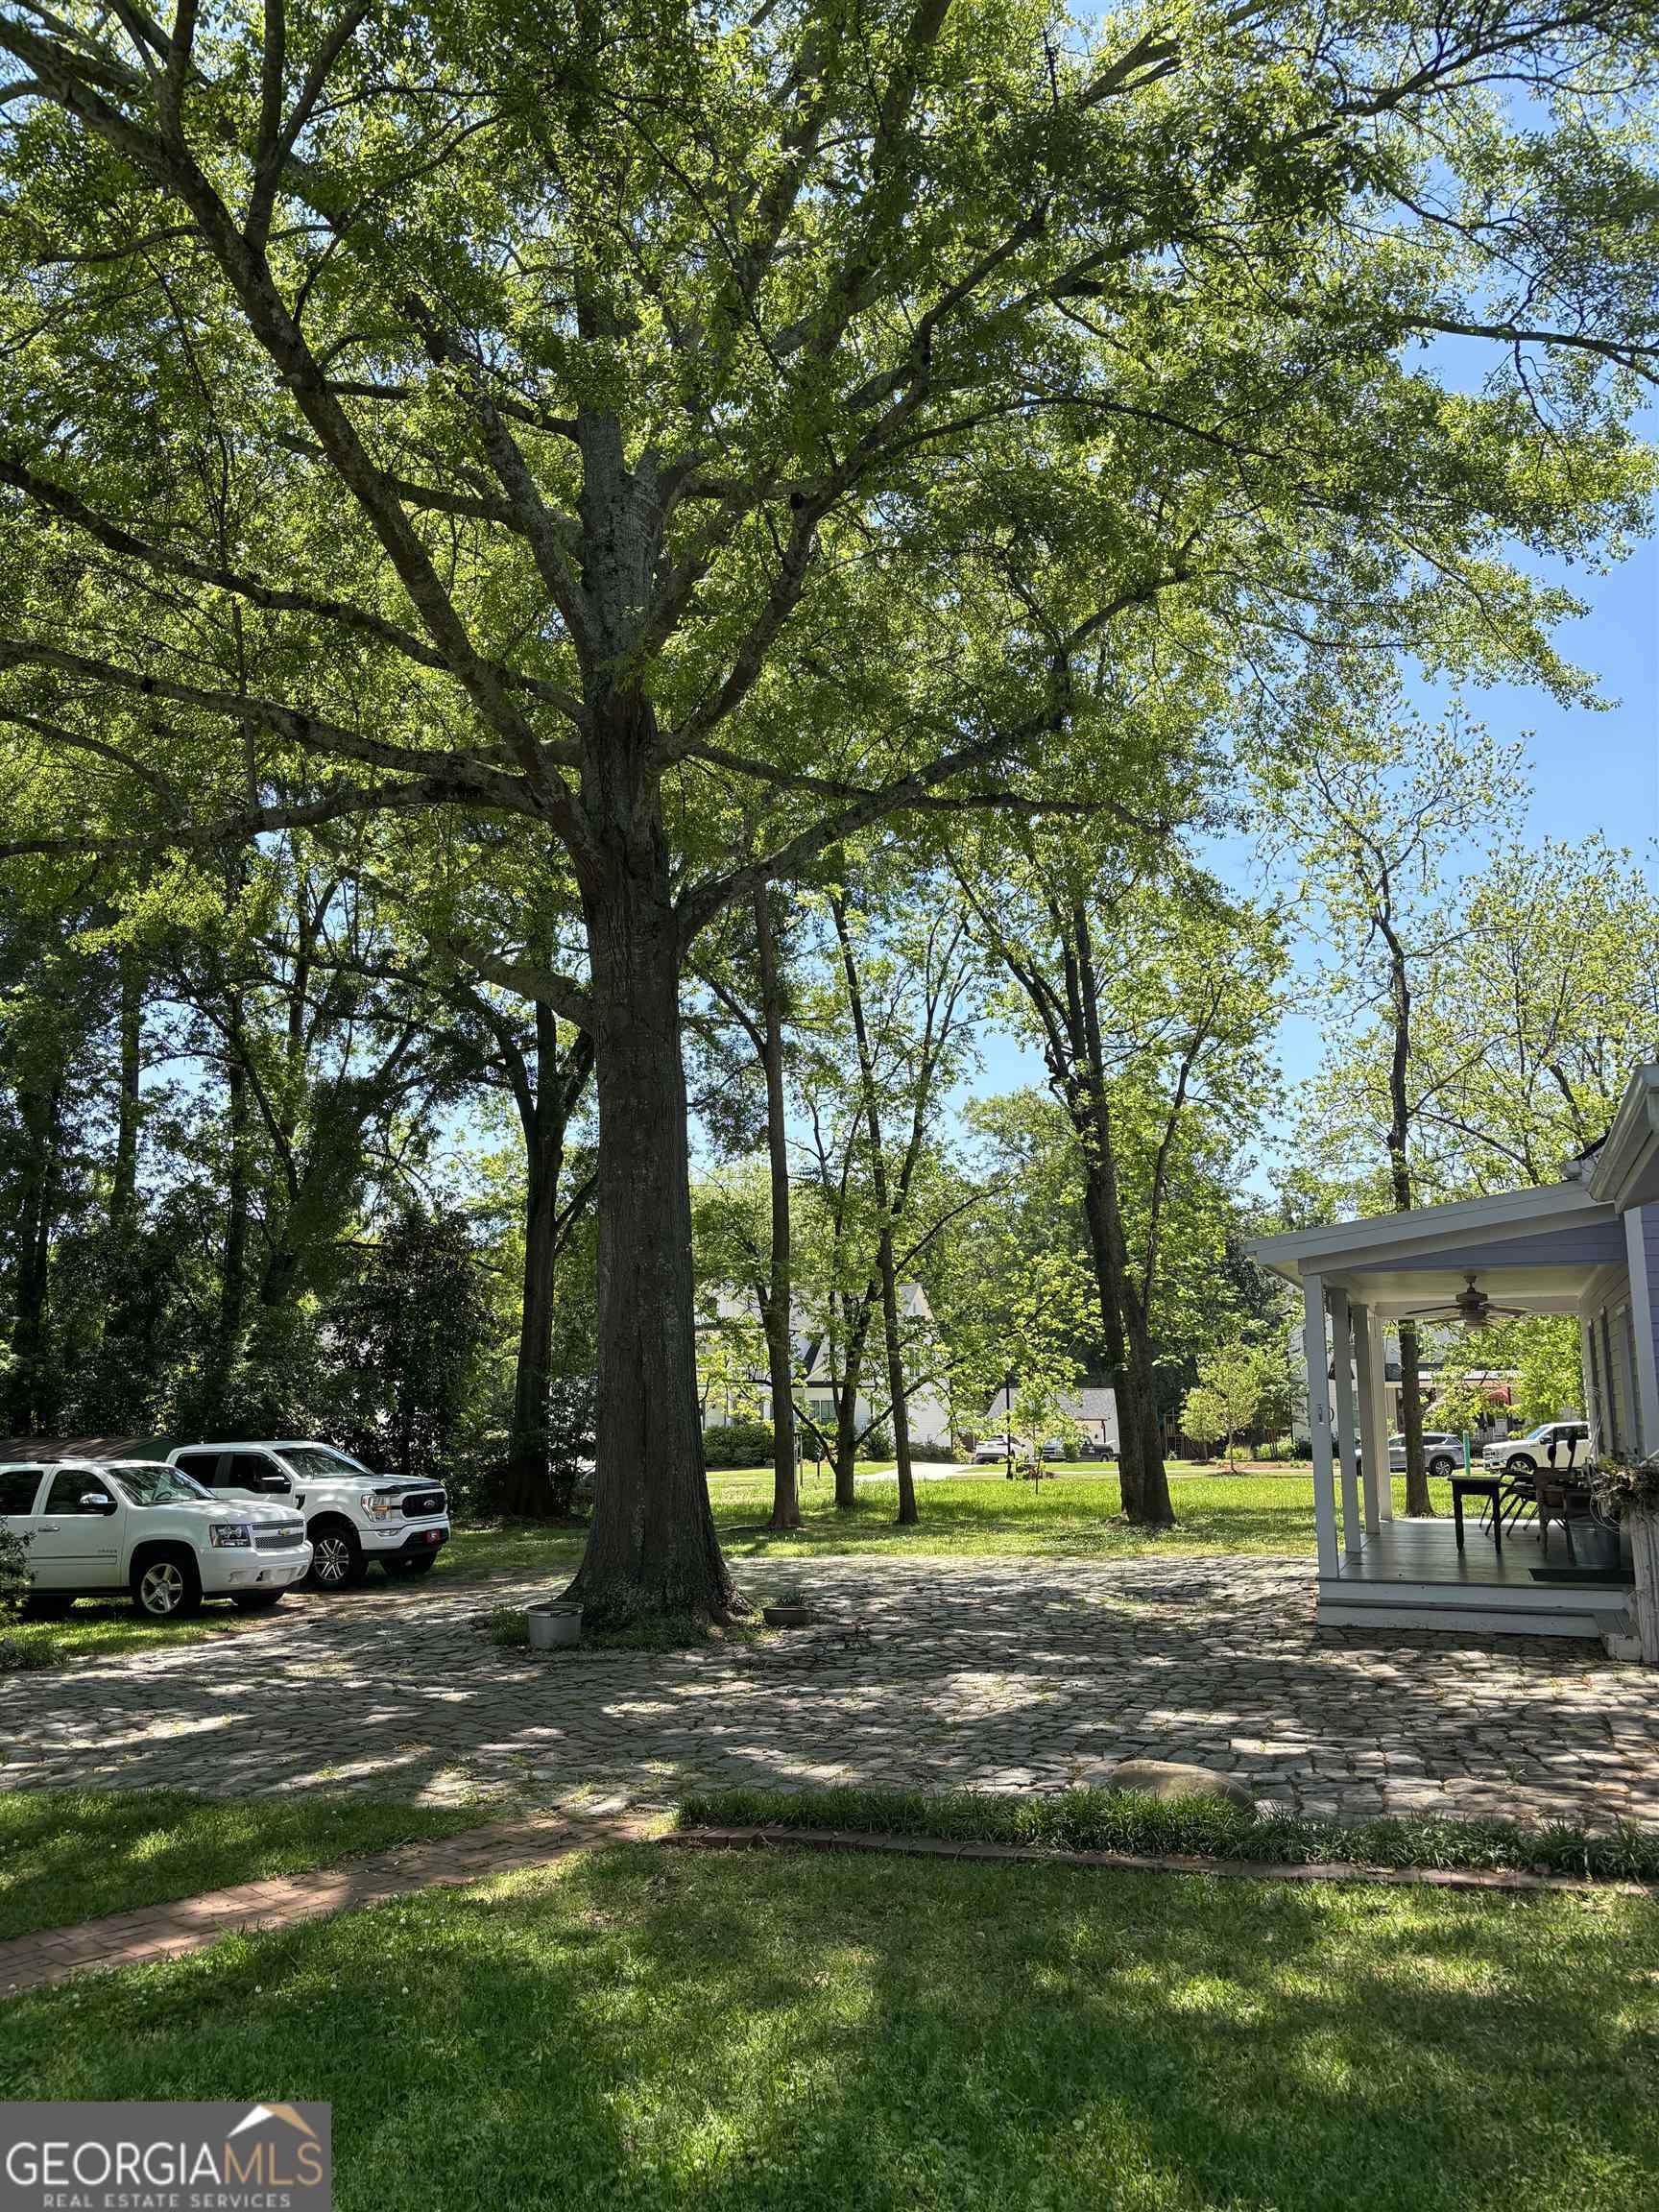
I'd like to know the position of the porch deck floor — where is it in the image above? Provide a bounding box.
[1333,1514,1627,1591]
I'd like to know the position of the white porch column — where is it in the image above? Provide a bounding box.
[1353,1300,1382,1536]
[1625,1209,1659,1455]
[1578,1313,1604,1457]
[1303,1271,1340,1578]
[1329,1286,1363,1558]
[1370,1312,1393,1522]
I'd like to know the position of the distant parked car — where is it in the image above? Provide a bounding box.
[168,1440,450,1590]
[0,1457,310,1619]
[1387,1431,1461,1478]
[1482,1421,1592,1478]
[972,1436,1023,1465]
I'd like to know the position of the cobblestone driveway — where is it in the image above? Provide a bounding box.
[4,1556,1656,1830]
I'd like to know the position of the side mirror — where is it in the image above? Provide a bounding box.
[258,1472,291,1494]
[79,1491,116,1515]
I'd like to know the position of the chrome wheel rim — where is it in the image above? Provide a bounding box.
[140,1561,185,1615]
[314,1535,352,1584]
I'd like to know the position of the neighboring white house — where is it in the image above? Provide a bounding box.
[695,1280,953,1450]
[1249,1061,1659,1642]
[981,1381,1119,1453]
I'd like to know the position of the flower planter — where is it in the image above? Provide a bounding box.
[763,1603,811,1629]
[527,1600,583,1650]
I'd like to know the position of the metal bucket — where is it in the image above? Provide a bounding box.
[527,1601,583,1649]
[1575,1517,1623,1573]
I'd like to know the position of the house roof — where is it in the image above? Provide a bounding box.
[1588,1062,1659,1212]
[985,1383,1117,1422]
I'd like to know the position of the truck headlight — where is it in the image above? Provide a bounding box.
[361,1492,396,1517]
[210,1522,253,1548]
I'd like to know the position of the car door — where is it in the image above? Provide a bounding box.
[0,1466,47,1587]
[28,1468,124,1589]
[215,1449,291,1501]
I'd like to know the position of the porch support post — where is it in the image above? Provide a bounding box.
[1353,1300,1382,1536]
[1303,1271,1340,1579]
[1624,1208,1659,1455]
[1578,1312,1603,1458]
[1329,1286,1363,1558]
[1370,1313,1393,1523]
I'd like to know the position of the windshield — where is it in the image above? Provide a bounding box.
[279,1444,371,1480]
[109,1463,213,1507]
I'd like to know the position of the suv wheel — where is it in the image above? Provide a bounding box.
[1427,1454,1455,1478]
[1506,1453,1535,1473]
[308,1524,368,1591]
[132,1550,202,1620]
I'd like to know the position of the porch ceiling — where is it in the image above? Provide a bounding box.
[1319,1259,1603,1319]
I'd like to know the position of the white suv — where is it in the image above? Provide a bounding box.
[1482,1421,1593,1478]
[167,1440,450,1591]
[0,1457,311,1620]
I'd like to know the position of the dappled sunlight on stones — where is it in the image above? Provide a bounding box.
[1,1554,1655,1830]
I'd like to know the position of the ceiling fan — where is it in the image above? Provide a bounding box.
[1407,1275,1529,1333]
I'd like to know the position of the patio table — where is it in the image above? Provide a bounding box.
[1450,1472,1506,1553]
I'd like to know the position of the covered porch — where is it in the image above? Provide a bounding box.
[1251,1070,1659,1639]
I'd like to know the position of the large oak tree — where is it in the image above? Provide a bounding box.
[0,0,1653,1616]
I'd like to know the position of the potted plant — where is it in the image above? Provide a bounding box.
[1592,1452,1659,1666]
[763,1585,811,1628]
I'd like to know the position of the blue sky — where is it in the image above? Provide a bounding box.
[966,520,1659,1163]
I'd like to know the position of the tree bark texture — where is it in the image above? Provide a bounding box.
[755,882,800,1530]
[567,817,735,1623]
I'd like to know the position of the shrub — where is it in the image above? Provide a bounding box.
[703,1420,773,1468]
[907,1438,960,1463]
[0,1523,28,1621]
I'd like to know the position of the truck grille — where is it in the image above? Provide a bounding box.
[401,1490,446,1519]
[255,1525,306,1552]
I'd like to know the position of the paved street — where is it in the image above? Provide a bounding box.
[4,1555,1657,1830]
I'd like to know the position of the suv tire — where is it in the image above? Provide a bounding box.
[1427,1453,1455,1478]
[1506,1452,1535,1473]
[308,1521,368,1591]
[132,1548,202,1621]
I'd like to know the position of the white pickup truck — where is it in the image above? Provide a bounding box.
[167,1440,450,1590]
[0,1457,311,1619]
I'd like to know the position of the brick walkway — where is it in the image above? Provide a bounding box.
[0,1813,650,1996]
[2,1554,1656,1832]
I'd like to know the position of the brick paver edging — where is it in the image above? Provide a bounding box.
[664,1823,1659,1900]
[0,1812,655,1999]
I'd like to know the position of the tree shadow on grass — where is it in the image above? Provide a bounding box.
[4,1844,1656,2210]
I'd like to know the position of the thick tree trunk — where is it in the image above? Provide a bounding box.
[568,853,735,1623]
[210,1034,250,1415]
[1070,905,1173,1527]
[501,1078,565,1518]
[1397,1316,1433,1516]
[755,883,799,1530]
[7,1078,61,1433]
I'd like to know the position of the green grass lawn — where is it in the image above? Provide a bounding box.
[2,1841,1653,2210]
[0,1791,485,1943]
[0,1598,268,1671]
[440,1468,1456,1584]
